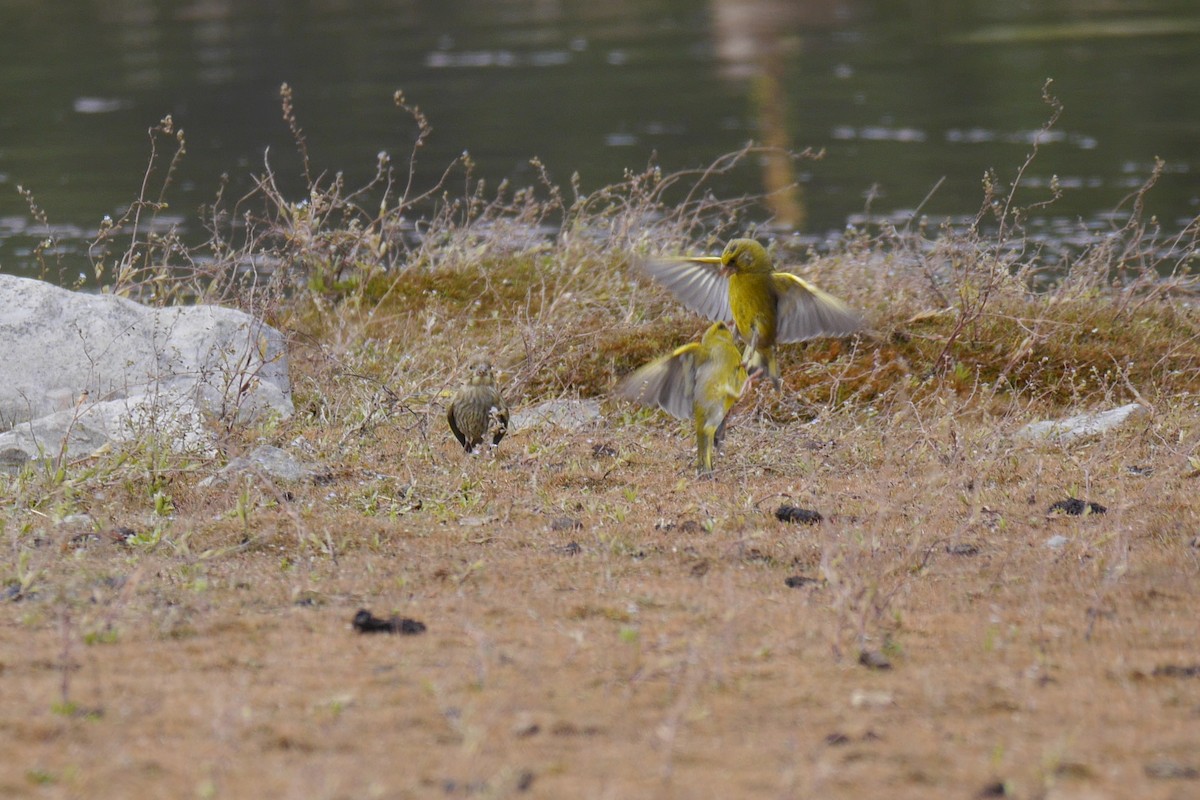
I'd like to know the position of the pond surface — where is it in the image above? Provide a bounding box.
[1,0,1198,281]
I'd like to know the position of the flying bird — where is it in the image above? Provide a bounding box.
[618,321,752,476]
[639,238,862,388]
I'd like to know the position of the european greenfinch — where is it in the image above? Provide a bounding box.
[639,238,861,388]
[448,359,510,453]
[619,321,752,476]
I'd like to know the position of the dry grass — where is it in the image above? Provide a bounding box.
[3,86,1200,798]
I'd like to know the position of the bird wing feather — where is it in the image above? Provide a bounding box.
[447,404,468,449]
[617,343,698,422]
[639,258,733,323]
[771,272,863,342]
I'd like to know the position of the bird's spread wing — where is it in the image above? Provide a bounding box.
[772,273,863,342]
[638,257,733,323]
[617,343,698,422]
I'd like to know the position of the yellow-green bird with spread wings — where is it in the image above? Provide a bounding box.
[448,359,509,453]
[639,238,862,388]
[619,321,752,476]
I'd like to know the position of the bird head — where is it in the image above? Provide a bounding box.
[467,359,495,386]
[682,238,772,277]
[720,239,772,275]
[701,321,736,348]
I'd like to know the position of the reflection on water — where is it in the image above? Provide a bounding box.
[1,0,1198,279]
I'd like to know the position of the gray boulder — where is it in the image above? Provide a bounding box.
[0,274,292,459]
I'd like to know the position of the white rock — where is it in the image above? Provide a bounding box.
[0,392,213,458]
[0,274,292,459]
[510,398,601,431]
[849,689,894,709]
[1016,403,1145,444]
[199,445,329,486]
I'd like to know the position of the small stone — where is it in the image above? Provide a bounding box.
[1048,498,1106,516]
[1144,760,1199,780]
[351,609,426,635]
[1045,535,1070,550]
[201,445,330,487]
[775,505,823,525]
[103,527,137,545]
[550,517,583,532]
[784,575,819,588]
[824,727,880,746]
[549,720,602,737]
[591,443,617,458]
[510,399,601,431]
[293,590,324,607]
[858,650,892,670]
[56,513,95,529]
[511,712,542,738]
[743,548,772,565]
[1152,664,1200,679]
[1053,761,1095,780]
[946,543,980,556]
[850,689,894,709]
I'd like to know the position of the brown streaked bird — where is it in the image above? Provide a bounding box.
[639,238,862,388]
[447,359,509,453]
[618,321,752,476]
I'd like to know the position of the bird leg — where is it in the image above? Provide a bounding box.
[713,410,732,451]
[695,423,717,477]
[739,367,760,398]
[713,370,757,451]
[766,349,782,391]
[740,327,759,367]
[740,327,768,383]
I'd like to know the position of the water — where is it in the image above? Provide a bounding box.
[1,0,1198,282]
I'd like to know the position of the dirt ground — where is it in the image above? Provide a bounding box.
[2,392,1199,800]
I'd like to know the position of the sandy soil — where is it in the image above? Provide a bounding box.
[2,403,1199,800]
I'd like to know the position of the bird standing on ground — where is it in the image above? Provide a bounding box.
[638,238,862,388]
[618,321,752,476]
[448,359,509,453]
